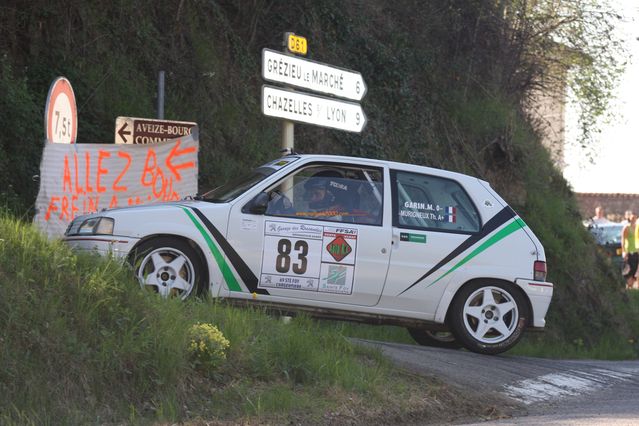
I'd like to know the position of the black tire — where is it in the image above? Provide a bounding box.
[130,237,206,299]
[408,328,462,349]
[449,280,529,355]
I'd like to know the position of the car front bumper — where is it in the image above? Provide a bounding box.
[63,235,140,260]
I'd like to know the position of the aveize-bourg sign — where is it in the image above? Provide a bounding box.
[115,116,197,144]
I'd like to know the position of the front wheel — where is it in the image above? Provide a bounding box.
[408,328,462,349]
[130,237,205,299]
[449,281,529,355]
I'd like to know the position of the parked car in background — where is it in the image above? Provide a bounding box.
[587,222,623,269]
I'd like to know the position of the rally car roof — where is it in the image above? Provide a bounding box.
[285,154,487,186]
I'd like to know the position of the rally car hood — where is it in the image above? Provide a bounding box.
[106,199,211,214]
[65,200,232,238]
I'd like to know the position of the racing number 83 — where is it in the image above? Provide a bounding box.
[275,239,308,274]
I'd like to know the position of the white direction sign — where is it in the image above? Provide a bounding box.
[262,85,366,133]
[115,116,197,144]
[262,48,367,101]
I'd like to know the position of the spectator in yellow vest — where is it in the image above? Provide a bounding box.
[622,212,638,289]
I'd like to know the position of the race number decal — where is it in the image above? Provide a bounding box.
[261,221,323,290]
[260,221,358,294]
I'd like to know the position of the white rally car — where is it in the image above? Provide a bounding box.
[64,154,553,355]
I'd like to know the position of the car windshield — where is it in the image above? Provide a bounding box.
[202,156,299,203]
[590,224,623,245]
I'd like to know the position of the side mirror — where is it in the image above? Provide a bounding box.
[242,192,270,215]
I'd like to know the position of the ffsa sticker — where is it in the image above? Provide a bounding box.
[260,221,358,294]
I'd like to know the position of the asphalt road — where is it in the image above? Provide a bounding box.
[354,339,639,425]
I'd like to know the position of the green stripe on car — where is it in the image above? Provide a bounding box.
[428,218,527,287]
[181,207,243,292]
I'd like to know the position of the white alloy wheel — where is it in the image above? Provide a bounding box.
[137,246,197,299]
[449,280,528,354]
[462,286,519,344]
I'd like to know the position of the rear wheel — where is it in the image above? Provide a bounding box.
[408,328,462,349]
[130,237,205,299]
[449,280,528,355]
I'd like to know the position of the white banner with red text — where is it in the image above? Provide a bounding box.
[34,131,198,238]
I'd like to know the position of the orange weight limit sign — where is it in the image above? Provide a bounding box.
[45,77,78,143]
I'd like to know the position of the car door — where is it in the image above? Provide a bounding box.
[380,169,482,318]
[226,160,392,307]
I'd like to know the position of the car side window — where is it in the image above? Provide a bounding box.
[392,170,480,233]
[264,164,384,226]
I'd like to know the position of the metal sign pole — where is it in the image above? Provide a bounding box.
[281,120,294,154]
[158,71,165,120]
[281,35,294,155]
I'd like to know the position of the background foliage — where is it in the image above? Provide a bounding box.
[0,0,635,354]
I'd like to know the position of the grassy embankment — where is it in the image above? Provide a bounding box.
[0,211,501,425]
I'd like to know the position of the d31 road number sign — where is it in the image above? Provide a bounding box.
[115,116,197,144]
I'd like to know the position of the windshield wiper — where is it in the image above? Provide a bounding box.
[183,193,204,201]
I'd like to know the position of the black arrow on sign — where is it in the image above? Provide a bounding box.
[118,122,131,143]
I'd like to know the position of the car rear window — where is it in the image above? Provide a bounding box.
[392,170,481,233]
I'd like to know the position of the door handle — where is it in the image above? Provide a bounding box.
[391,231,400,248]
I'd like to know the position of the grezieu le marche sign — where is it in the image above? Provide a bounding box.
[262,49,367,102]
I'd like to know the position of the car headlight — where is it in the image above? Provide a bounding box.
[76,217,115,235]
[95,217,115,235]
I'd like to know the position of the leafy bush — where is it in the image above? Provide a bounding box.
[187,322,230,371]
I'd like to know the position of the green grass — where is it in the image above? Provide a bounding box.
[1,212,488,424]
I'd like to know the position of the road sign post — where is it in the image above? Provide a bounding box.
[280,34,298,155]
[263,33,367,153]
[158,71,165,120]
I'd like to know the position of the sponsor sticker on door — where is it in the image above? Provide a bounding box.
[326,235,352,261]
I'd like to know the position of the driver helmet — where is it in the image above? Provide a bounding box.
[304,170,349,210]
